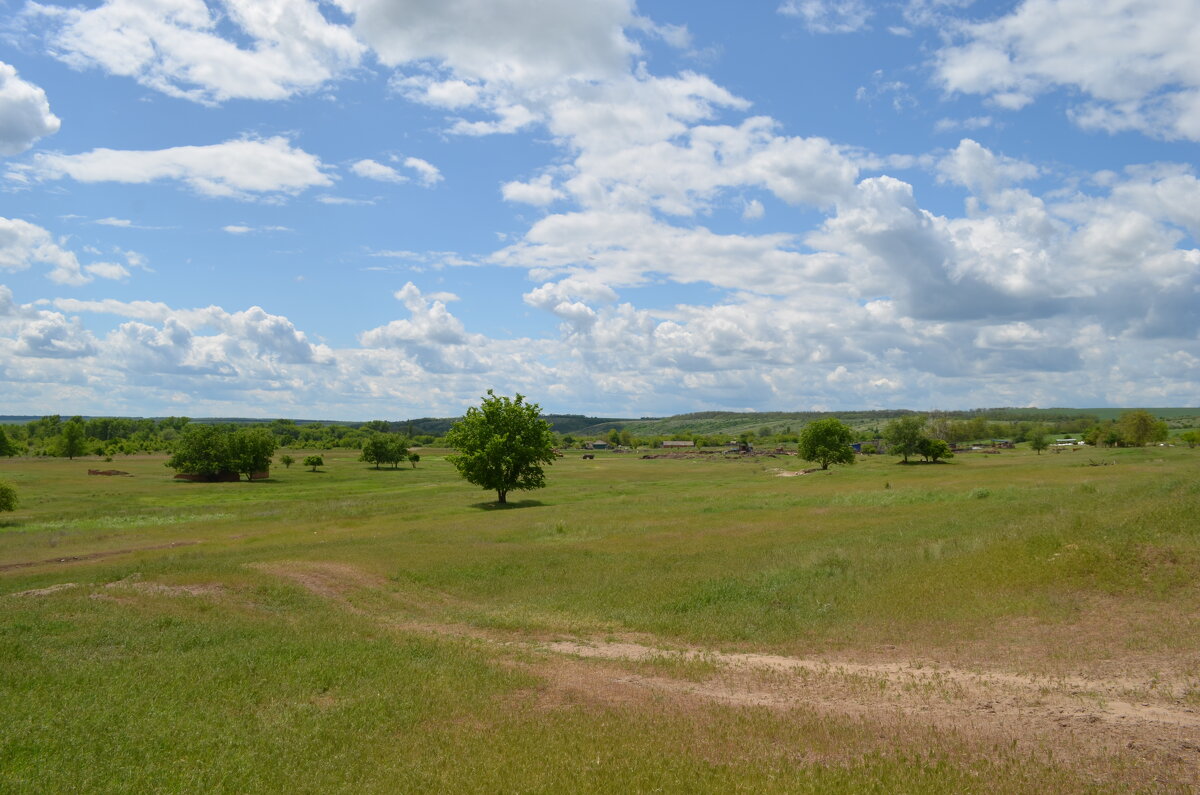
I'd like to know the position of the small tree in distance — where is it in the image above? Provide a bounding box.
[1029,432,1048,455]
[917,437,954,463]
[883,416,925,463]
[0,481,16,513]
[303,455,324,472]
[280,454,295,469]
[408,453,420,469]
[797,418,855,470]
[58,418,87,460]
[444,390,556,505]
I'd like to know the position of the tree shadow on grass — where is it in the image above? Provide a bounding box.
[469,499,546,511]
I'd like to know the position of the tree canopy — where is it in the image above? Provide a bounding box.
[917,437,954,462]
[57,417,87,460]
[359,433,409,469]
[1119,410,1168,447]
[0,481,16,513]
[1029,431,1048,454]
[166,425,276,481]
[444,390,556,504]
[883,415,926,463]
[797,418,855,470]
[0,428,18,457]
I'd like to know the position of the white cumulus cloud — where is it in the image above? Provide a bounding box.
[935,0,1200,141]
[0,217,132,285]
[0,62,61,156]
[24,136,332,199]
[31,0,365,104]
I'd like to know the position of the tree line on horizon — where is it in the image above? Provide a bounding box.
[0,408,1195,465]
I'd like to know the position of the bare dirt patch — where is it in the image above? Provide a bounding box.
[8,582,79,597]
[774,468,818,477]
[0,541,202,573]
[249,560,388,610]
[255,559,1200,788]
[104,577,225,597]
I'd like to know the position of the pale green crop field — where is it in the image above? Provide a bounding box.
[2,446,1199,792]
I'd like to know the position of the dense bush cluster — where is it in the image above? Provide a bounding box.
[165,426,276,481]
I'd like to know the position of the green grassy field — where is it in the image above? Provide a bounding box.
[3,446,1199,792]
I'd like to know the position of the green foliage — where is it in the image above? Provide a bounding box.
[57,418,87,460]
[408,453,420,469]
[166,425,228,478]
[359,433,409,469]
[225,428,277,480]
[2,445,1200,790]
[0,427,18,457]
[797,418,855,470]
[1119,409,1168,447]
[444,390,556,504]
[279,454,295,469]
[1182,430,1200,448]
[303,455,324,471]
[166,425,276,480]
[917,437,953,462]
[0,481,16,512]
[1028,430,1048,454]
[883,416,925,463]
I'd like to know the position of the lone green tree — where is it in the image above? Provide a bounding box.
[883,415,926,463]
[360,435,389,469]
[57,417,87,460]
[303,455,324,472]
[797,418,855,470]
[444,390,556,504]
[1029,431,1048,455]
[0,481,16,513]
[280,454,295,469]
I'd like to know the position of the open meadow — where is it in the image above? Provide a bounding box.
[2,446,1199,792]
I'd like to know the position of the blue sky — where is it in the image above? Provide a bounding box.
[1,0,1198,419]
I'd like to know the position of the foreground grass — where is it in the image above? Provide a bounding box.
[2,446,1198,791]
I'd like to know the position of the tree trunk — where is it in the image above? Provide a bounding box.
[497,490,507,504]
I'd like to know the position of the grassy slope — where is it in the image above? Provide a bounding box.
[2,447,1198,791]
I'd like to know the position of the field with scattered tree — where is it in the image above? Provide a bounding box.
[2,423,1199,791]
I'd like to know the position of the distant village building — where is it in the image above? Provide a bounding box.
[661,440,694,448]
[584,441,608,450]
